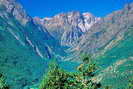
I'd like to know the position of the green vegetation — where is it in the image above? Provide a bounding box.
[39,56,101,89]
[126,77,133,89]
[80,54,92,64]
[95,27,133,89]
[0,73,9,89]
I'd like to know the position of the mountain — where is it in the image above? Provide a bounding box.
[0,0,66,59]
[69,3,133,89]
[0,0,133,89]
[0,0,66,89]
[69,3,133,58]
[94,27,133,89]
[34,11,100,47]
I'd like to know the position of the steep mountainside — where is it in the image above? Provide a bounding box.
[66,3,133,89]
[70,3,133,58]
[0,0,66,89]
[0,0,133,89]
[0,0,66,59]
[34,12,100,47]
[94,27,133,89]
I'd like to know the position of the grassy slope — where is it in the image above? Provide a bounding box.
[0,7,48,89]
[95,27,133,89]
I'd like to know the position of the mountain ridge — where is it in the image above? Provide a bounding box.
[0,0,133,89]
[68,3,133,58]
[34,11,100,47]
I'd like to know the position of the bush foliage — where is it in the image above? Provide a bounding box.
[39,56,101,89]
[0,73,9,89]
[126,77,133,89]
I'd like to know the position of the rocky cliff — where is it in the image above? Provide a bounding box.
[70,3,133,57]
[0,0,66,89]
[0,0,133,89]
[34,11,100,47]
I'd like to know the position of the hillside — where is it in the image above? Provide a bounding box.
[0,0,133,89]
[94,27,133,89]
[0,0,66,88]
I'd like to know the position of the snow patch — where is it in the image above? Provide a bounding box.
[43,17,52,21]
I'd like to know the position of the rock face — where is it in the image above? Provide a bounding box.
[0,0,32,25]
[65,4,133,89]
[0,0,65,59]
[0,0,66,89]
[71,3,133,56]
[34,11,100,47]
[0,0,133,89]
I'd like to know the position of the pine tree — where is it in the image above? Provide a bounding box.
[39,56,101,89]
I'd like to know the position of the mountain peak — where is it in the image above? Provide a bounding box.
[0,0,31,25]
[83,12,93,16]
[124,3,133,11]
[33,11,100,46]
[38,11,100,29]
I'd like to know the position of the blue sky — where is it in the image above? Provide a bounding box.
[20,0,133,18]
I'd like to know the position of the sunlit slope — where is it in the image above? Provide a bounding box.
[96,27,133,89]
[0,4,48,89]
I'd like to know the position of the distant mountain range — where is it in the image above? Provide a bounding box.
[0,0,133,89]
[34,12,100,47]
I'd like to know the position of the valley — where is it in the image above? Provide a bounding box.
[0,0,133,89]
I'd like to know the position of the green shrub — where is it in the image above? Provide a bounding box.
[80,54,92,64]
[39,60,70,89]
[126,77,133,89]
[39,56,101,89]
[0,73,9,89]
